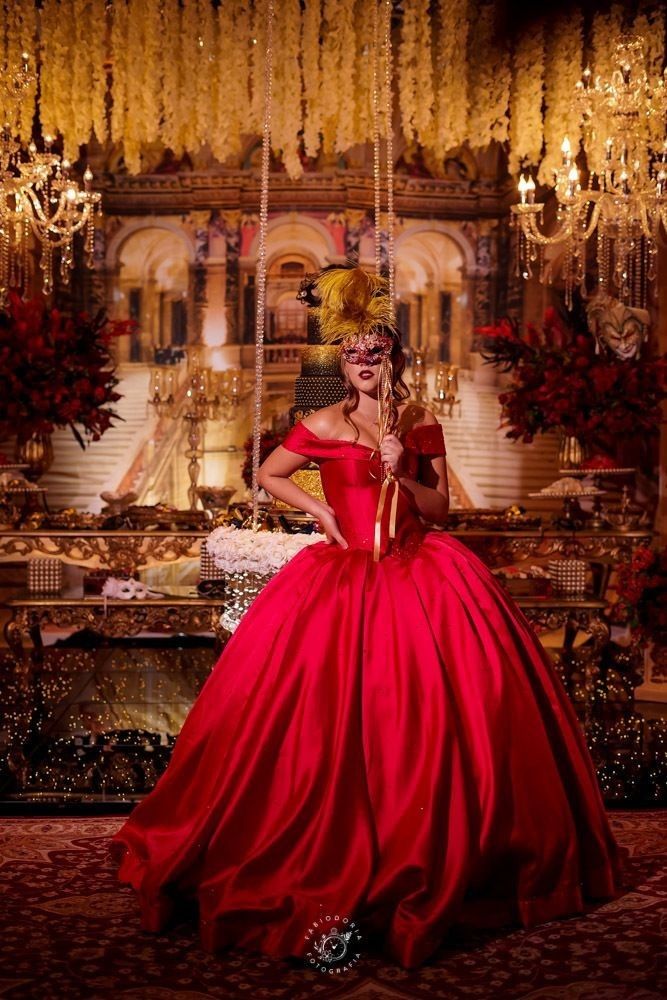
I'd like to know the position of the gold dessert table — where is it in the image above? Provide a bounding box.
[5,591,229,662]
[0,525,654,575]
[0,530,204,572]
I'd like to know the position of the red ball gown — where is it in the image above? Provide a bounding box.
[111,419,626,969]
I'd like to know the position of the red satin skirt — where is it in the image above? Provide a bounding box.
[111,532,626,969]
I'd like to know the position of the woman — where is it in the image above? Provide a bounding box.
[111,266,626,970]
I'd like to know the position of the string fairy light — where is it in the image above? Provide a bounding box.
[251,0,275,531]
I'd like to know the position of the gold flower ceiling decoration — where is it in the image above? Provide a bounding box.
[0,0,662,183]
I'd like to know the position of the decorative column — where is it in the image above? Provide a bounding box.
[101,217,125,360]
[497,216,523,322]
[216,210,242,345]
[237,212,260,351]
[344,209,373,264]
[89,225,108,316]
[460,220,500,381]
[470,221,497,341]
[188,211,211,342]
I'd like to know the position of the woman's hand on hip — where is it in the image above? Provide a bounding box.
[314,503,348,549]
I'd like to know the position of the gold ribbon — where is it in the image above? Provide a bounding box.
[373,354,399,561]
[373,473,399,562]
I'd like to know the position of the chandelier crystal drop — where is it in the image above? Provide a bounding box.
[0,55,101,304]
[512,35,667,309]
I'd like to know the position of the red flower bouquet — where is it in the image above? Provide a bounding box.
[241,428,285,489]
[476,309,667,452]
[606,544,667,640]
[0,292,132,447]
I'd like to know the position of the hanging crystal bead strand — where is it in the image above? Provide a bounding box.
[250,0,275,531]
[382,0,395,309]
[372,0,382,277]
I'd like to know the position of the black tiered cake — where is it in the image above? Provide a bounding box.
[290,345,346,423]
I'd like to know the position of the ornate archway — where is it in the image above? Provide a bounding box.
[109,223,196,362]
[394,226,470,365]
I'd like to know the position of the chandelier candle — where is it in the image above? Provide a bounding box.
[512,34,667,309]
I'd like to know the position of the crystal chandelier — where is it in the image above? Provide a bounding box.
[512,35,667,308]
[0,54,101,305]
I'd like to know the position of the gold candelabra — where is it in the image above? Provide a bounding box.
[512,35,667,308]
[409,348,429,405]
[149,353,251,510]
[432,363,461,417]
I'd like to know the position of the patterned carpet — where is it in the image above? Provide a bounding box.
[0,812,665,1000]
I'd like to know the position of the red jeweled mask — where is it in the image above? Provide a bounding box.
[341,331,394,366]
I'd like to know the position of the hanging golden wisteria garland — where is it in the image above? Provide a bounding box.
[210,1,249,165]
[351,0,374,148]
[634,1,667,151]
[508,23,544,177]
[467,1,511,150]
[2,0,664,186]
[0,4,30,139]
[301,0,323,158]
[537,9,583,185]
[271,0,303,179]
[432,0,469,163]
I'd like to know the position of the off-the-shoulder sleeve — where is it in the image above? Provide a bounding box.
[281,421,316,458]
[409,422,446,457]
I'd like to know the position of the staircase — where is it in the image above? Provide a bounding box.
[42,366,156,513]
[437,375,562,512]
[36,367,598,516]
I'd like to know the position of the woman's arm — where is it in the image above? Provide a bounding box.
[380,409,449,526]
[398,454,449,526]
[257,445,321,515]
[257,431,349,548]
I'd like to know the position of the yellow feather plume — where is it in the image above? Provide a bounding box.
[312,267,396,344]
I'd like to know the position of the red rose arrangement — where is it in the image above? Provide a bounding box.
[476,308,667,451]
[0,292,132,447]
[241,428,285,489]
[606,544,667,640]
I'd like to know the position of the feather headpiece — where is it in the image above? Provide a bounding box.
[295,264,402,560]
[298,265,398,345]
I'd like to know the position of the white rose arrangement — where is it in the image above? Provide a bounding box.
[205,525,322,577]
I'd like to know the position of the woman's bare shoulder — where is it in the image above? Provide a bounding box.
[397,402,438,431]
[300,403,345,438]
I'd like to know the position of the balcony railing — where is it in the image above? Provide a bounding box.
[239,342,307,371]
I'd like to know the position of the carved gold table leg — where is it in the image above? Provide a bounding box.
[4,612,26,660]
[563,611,610,725]
[4,611,33,699]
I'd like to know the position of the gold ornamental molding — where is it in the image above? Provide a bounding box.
[516,601,609,637]
[5,596,229,656]
[100,171,512,221]
[455,530,654,568]
[0,531,205,572]
[0,527,653,574]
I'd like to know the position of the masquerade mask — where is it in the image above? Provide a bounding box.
[295,264,402,562]
[341,332,394,366]
[101,577,163,600]
[586,294,650,359]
